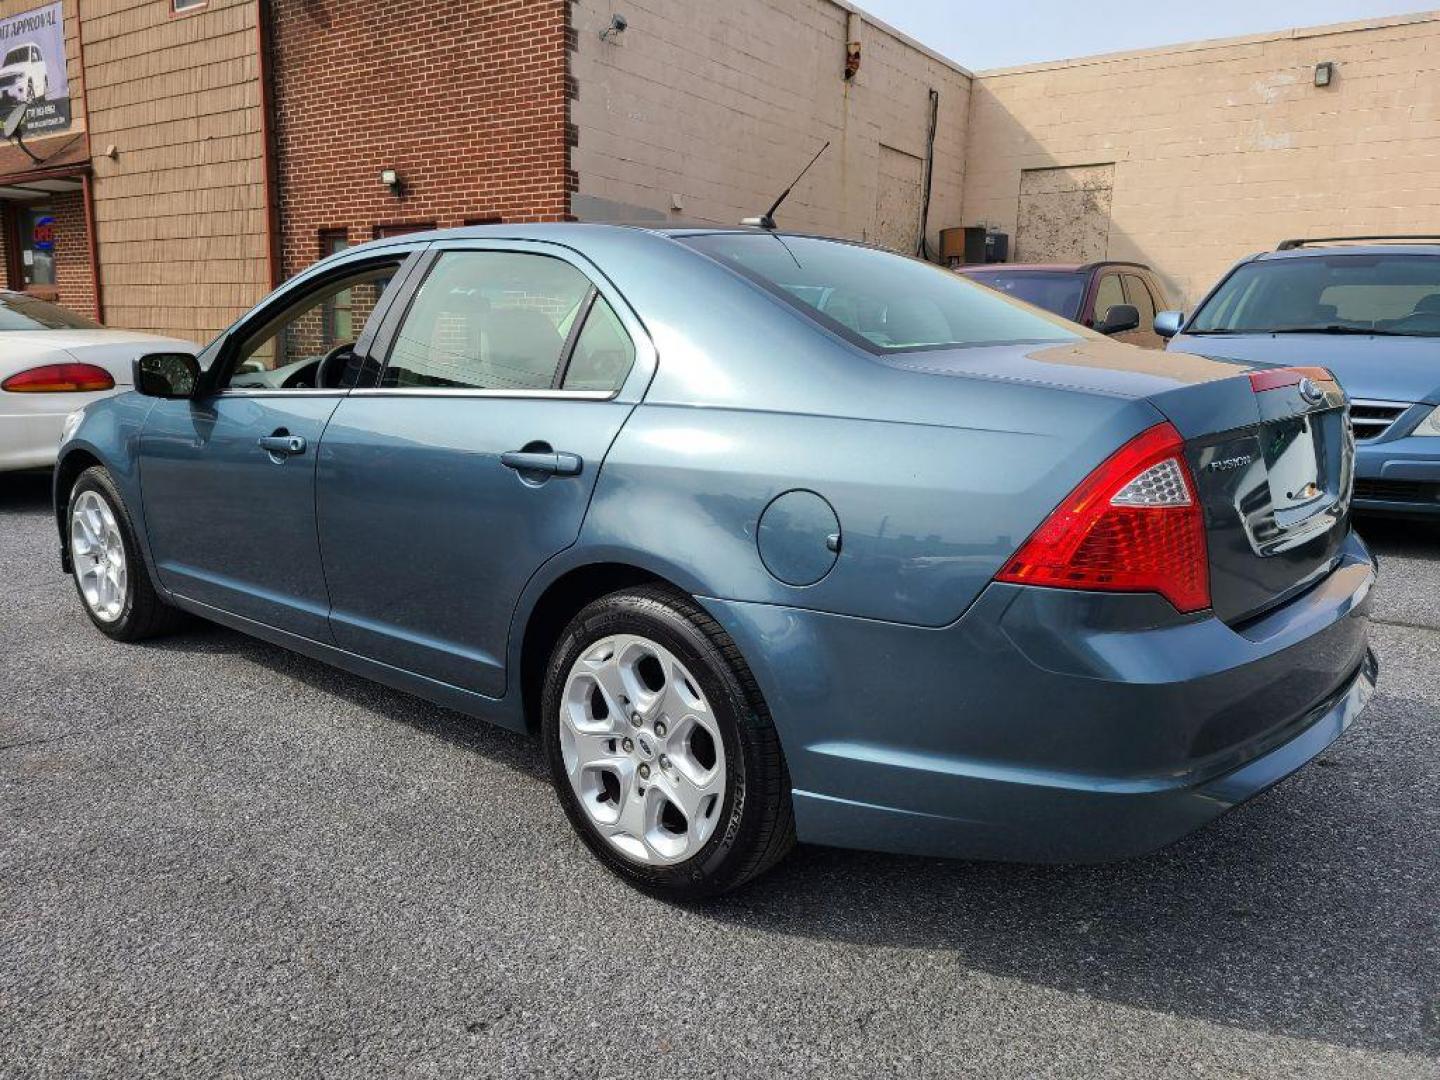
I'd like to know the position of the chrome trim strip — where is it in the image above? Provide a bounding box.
[347,387,617,401]
[214,389,347,398]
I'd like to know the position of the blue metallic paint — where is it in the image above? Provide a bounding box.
[53,223,1379,864]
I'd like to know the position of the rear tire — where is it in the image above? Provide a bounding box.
[541,585,795,899]
[67,466,185,641]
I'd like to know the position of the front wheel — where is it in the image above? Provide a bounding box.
[541,586,795,898]
[67,466,185,641]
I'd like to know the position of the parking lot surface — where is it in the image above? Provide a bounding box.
[3,471,1438,1079]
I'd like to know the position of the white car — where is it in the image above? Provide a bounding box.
[0,43,48,101]
[0,292,197,471]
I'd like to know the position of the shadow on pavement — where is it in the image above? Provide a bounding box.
[697,680,1440,1057]
[1,470,52,514]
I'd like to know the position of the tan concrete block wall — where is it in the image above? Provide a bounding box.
[570,0,970,255]
[962,12,1440,308]
[82,0,267,343]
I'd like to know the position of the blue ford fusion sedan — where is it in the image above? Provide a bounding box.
[54,225,1377,897]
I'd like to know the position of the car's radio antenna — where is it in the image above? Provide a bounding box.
[742,141,830,231]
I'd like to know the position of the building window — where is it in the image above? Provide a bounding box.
[319,230,352,343]
[373,222,435,239]
[17,204,56,289]
[171,0,206,13]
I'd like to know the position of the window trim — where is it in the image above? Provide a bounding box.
[205,248,425,397]
[369,243,647,401]
[170,0,207,15]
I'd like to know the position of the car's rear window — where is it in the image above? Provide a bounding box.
[1190,253,1440,337]
[682,233,1083,353]
[0,293,99,331]
[963,270,1087,320]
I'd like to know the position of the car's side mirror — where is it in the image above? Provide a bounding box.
[1095,303,1140,336]
[1153,310,1185,339]
[133,352,200,399]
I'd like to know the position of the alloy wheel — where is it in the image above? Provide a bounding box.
[559,633,727,865]
[70,490,127,623]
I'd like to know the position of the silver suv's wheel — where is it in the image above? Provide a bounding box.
[560,633,726,865]
[542,586,795,898]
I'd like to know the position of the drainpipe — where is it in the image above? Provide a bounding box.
[255,0,281,289]
[76,4,102,321]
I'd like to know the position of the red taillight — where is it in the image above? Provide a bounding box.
[1248,365,1334,393]
[996,422,1210,613]
[1,363,115,393]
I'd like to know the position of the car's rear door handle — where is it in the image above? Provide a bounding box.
[500,450,583,477]
[258,434,307,457]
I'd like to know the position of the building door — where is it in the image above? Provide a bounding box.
[1015,164,1115,263]
[872,145,923,254]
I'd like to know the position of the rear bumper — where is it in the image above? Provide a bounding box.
[701,532,1377,863]
[1353,438,1440,516]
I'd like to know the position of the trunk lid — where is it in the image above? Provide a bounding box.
[1148,369,1352,625]
[881,339,1354,624]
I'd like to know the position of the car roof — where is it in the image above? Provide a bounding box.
[959,260,1152,274]
[1248,242,1440,263]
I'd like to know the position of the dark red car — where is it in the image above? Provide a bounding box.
[959,261,1173,349]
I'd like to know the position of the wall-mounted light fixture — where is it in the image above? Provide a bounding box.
[1314,61,1335,87]
[380,168,402,197]
[600,14,627,43]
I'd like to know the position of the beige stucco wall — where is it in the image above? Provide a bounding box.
[82,0,268,342]
[963,11,1440,309]
[570,0,971,255]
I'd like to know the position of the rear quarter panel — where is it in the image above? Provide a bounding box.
[579,383,1160,626]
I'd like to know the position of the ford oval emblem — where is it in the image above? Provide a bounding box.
[1298,377,1324,405]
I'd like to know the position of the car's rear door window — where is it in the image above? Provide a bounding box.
[384,252,598,390]
[561,295,636,392]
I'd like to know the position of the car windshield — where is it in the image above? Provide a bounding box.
[3,48,28,66]
[965,270,1087,320]
[682,233,1084,353]
[0,293,100,331]
[1189,253,1440,337]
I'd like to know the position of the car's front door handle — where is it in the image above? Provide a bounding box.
[258,434,307,457]
[500,450,583,477]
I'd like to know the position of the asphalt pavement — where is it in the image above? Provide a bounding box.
[2,470,1438,1079]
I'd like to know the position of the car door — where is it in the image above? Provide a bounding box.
[316,241,654,698]
[138,248,421,639]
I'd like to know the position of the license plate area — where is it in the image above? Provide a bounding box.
[1265,414,1327,527]
[1259,406,1347,550]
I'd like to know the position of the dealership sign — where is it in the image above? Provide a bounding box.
[0,3,69,136]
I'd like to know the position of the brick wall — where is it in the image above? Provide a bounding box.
[49,189,93,318]
[268,0,572,282]
[962,12,1440,308]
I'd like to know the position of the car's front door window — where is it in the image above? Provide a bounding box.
[225,262,400,391]
[1092,274,1126,327]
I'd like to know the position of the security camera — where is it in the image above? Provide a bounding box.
[600,14,627,41]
